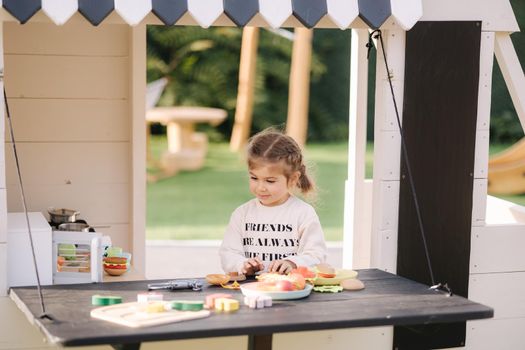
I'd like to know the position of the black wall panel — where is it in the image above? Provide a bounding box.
[394,21,481,349]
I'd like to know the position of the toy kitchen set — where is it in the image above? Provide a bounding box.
[6,208,115,287]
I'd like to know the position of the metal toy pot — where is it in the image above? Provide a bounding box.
[47,207,80,225]
[57,222,90,232]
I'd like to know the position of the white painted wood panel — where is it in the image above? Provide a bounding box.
[0,23,4,191]
[0,21,6,297]
[377,30,405,133]
[4,22,128,56]
[97,224,131,254]
[421,0,519,32]
[380,80,404,131]
[371,30,405,274]
[352,180,373,269]
[378,229,396,273]
[469,271,525,319]
[464,318,525,350]
[5,143,130,186]
[5,55,128,99]
[0,296,115,350]
[0,118,4,188]
[486,195,525,224]
[380,181,399,230]
[0,189,6,243]
[0,244,6,296]
[370,180,399,267]
[4,99,129,142]
[6,183,130,224]
[376,131,401,180]
[471,179,487,227]
[474,129,489,179]
[381,30,406,83]
[471,224,525,273]
[477,32,494,131]
[274,326,392,350]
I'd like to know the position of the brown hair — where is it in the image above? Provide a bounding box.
[247,128,315,194]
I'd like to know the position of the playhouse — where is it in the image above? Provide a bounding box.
[1,0,525,349]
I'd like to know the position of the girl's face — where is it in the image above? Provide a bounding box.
[249,162,299,207]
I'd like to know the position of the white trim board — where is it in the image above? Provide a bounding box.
[469,271,525,319]
[464,318,525,350]
[470,224,525,274]
[420,0,519,32]
[343,28,368,270]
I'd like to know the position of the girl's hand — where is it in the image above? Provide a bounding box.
[268,259,297,275]
[241,257,264,276]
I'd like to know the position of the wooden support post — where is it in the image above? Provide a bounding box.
[230,27,259,152]
[343,29,370,269]
[494,33,525,133]
[129,24,147,277]
[0,20,7,296]
[286,28,313,147]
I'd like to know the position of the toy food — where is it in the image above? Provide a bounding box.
[228,272,247,282]
[340,278,365,291]
[291,266,316,279]
[206,274,230,285]
[315,263,336,278]
[103,256,128,276]
[205,293,233,309]
[256,272,306,291]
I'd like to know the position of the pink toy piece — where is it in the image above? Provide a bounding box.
[205,293,232,309]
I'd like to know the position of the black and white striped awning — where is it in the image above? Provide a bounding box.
[2,0,422,30]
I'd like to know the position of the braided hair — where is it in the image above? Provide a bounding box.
[247,128,315,194]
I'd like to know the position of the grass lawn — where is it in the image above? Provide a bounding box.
[147,137,525,240]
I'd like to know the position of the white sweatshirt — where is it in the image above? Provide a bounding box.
[219,195,327,274]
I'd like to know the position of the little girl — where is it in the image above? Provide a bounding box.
[219,128,327,275]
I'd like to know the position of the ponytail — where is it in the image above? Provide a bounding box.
[297,164,314,194]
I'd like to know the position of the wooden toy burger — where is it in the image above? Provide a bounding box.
[103,256,128,276]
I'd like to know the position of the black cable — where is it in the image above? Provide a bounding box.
[368,30,440,289]
[4,89,54,319]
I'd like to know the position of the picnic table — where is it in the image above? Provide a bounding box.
[146,106,227,176]
[9,269,492,350]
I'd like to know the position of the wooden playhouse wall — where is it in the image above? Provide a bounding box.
[1,20,146,281]
[385,20,525,349]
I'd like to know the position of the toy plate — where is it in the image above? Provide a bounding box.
[314,269,358,285]
[240,282,313,300]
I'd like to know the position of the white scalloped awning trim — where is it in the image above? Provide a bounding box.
[115,0,152,26]
[326,0,359,29]
[259,0,292,29]
[391,0,422,31]
[187,0,223,28]
[42,0,78,25]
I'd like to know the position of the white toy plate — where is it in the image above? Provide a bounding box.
[240,282,313,300]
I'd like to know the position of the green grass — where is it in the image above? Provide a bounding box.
[147,137,352,241]
[146,137,525,240]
